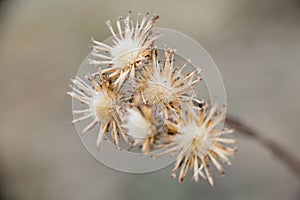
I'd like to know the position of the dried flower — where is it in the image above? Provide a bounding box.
[68,75,128,149]
[122,96,164,154]
[89,11,160,89]
[156,103,236,186]
[133,49,202,117]
[68,11,237,186]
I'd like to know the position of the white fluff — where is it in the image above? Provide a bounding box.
[123,108,152,139]
[111,37,141,68]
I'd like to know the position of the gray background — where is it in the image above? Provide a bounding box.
[0,0,299,199]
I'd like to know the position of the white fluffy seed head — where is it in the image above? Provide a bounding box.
[123,108,152,139]
[91,91,114,121]
[111,37,142,68]
[143,82,174,106]
[176,122,214,158]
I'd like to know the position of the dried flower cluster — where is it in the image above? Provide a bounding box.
[68,11,237,186]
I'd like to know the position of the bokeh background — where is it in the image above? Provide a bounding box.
[0,0,300,199]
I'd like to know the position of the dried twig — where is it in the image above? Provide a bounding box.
[226,115,300,180]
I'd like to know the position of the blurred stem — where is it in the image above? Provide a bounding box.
[226,115,300,180]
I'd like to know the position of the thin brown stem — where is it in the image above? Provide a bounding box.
[226,115,300,180]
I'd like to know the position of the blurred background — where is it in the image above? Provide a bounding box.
[0,0,300,199]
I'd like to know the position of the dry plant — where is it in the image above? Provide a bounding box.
[68,11,238,186]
